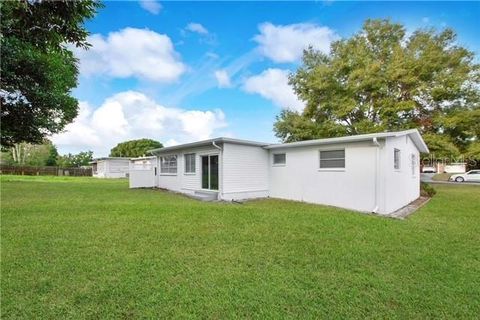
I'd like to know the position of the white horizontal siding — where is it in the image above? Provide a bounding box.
[156,146,219,193]
[268,141,377,212]
[222,143,269,197]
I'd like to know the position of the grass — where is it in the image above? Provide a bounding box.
[1,175,479,319]
[432,173,453,181]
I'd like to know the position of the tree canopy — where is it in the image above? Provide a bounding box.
[0,0,102,147]
[110,139,163,158]
[3,140,58,166]
[56,151,94,167]
[274,19,479,157]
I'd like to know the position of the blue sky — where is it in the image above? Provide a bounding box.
[51,1,480,156]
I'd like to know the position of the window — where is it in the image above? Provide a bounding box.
[410,154,417,176]
[319,149,345,169]
[394,149,401,170]
[184,153,196,173]
[273,153,286,165]
[160,155,177,174]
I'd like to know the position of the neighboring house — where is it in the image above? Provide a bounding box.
[129,129,429,215]
[90,157,130,178]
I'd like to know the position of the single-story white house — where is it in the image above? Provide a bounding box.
[90,157,130,178]
[129,129,429,215]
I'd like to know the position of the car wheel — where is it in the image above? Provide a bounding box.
[455,177,465,182]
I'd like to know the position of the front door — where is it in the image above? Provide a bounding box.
[201,155,219,190]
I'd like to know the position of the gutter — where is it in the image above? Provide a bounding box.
[372,137,381,213]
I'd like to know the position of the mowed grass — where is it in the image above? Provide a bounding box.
[1,176,479,319]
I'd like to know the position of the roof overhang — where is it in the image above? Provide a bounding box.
[264,129,429,153]
[89,157,130,164]
[148,137,270,154]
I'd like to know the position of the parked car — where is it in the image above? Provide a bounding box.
[422,166,436,173]
[449,170,480,182]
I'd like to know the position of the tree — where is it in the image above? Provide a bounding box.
[0,0,102,147]
[57,151,93,167]
[274,19,479,156]
[9,140,58,166]
[110,139,163,158]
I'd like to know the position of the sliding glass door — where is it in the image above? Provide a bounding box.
[201,155,219,190]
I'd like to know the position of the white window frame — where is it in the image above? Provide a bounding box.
[272,153,286,166]
[410,153,417,177]
[184,153,196,174]
[319,149,345,171]
[394,148,401,170]
[160,155,177,175]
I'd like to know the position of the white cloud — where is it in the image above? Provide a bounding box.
[139,0,162,14]
[51,91,227,156]
[253,22,339,63]
[243,68,304,112]
[73,28,186,82]
[185,23,209,35]
[422,17,430,24]
[214,69,231,88]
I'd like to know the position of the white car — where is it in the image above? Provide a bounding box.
[422,166,436,173]
[449,170,480,183]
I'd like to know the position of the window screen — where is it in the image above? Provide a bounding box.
[319,150,345,168]
[184,153,196,173]
[160,155,177,174]
[273,153,286,165]
[410,154,416,176]
[394,149,401,170]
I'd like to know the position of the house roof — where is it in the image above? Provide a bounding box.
[148,137,270,154]
[130,156,157,161]
[148,129,429,155]
[89,157,130,164]
[264,129,429,153]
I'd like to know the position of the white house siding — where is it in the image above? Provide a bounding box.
[106,159,130,178]
[221,143,270,200]
[93,160,107,178]
[93,159,129,178]
[156,145,220,195]
[382,135,420,213]
[268,141,378,213]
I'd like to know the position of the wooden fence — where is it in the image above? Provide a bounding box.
[0,165,92,177]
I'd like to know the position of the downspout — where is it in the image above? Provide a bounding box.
[212,141,223,199]
[372,137,381,213]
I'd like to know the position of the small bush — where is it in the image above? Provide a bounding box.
[421,182,437,197]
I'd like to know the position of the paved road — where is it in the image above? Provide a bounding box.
[421,173,480,185]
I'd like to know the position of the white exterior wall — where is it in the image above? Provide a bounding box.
[221,143,269,200]
[381,135,420,213]
[268,141,378,213]
[156,146,220,195]
[93,159,129,178]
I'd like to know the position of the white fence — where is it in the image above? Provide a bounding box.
[129,163,156,188]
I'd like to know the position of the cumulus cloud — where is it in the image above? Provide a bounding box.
[73,28,186,82]
[214,70,231,88]
[243,68,304,112]
[139,0,162,14]
[185,22,209,35]
[253,22,339,63]
[51,91,227,156]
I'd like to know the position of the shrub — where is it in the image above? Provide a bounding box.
[421,182,437,197]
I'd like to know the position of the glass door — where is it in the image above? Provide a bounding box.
[201,155,219,190]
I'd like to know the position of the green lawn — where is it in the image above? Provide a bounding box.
[1,175,479,319]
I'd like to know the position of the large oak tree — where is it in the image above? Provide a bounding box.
[1,0,102,147]
[110,139,163,158]
[274,19,479,157]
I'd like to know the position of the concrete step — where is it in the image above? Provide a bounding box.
[191,191,218,201]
